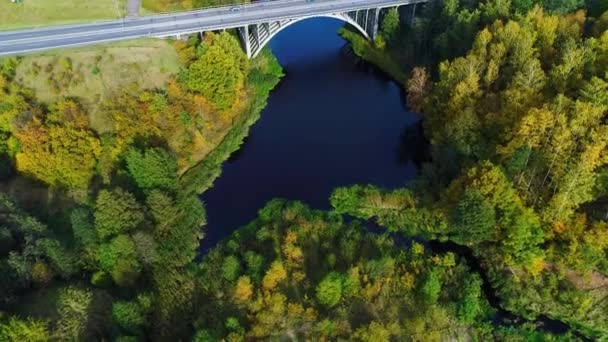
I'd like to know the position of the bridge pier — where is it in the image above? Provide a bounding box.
[372,8,380,39]
[239,26,251,58]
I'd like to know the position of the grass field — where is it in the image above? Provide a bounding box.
[13,39,181,132]
[141,0,245,14]
[0,0,126,30]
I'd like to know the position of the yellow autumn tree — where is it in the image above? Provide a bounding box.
[14,100,101,189]
[234,276,253,303]
[186,32,249,112]
[282,231,304,267]
[262,261,286,291]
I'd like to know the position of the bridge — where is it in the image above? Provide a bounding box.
[0,0,425,58]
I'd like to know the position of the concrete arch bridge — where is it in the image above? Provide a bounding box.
[0,0,426,58]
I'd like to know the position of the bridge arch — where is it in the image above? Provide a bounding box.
[236,5,404,59]
[245,13,371,58]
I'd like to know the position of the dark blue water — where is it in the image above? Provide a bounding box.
[199,18,421,252]
[195,19,587,338]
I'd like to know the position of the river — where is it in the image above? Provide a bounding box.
[199,17,423,252]
[195,17,589,339]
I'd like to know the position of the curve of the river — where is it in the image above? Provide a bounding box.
[198,17,584,339]
[199,18,422,252]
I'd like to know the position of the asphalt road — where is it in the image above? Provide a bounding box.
[0,0,424,56]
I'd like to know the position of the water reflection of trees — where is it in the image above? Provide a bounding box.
[396,121,430,167]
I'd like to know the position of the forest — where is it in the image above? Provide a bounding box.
[0,0,607,341]
[0,32,282,340]
[338,0,608,339]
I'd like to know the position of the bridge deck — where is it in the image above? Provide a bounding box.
[0,0,425,56]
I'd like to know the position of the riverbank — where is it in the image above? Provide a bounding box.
[179,49,283,195]
[196,17,420,252]
[339,16,608,338]
[339,27,408,85]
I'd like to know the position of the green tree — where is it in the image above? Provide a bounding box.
[0,193,53,299]
[112,300,146,335]
[37,238,77,278]
[353,321,395,342]
[457,276,484,324]
[0,317,49,342]
[452,189,496,245]
[150,268,195,339]
[316,273,343,308]
[132,231,157,266]
[513,0,536,14]
[96,235,141,287]
[70,207,97,247]
[221,255,240,281]
[381,8,400,43]
[543,0,584,14]
[186,32,248,111]
[54,287,93,340]
[94,188,145,240]
[192,329,215,342]
[125,147,178,192]
[432,0,481,62]
[422,268,441,304]
[149,192,205,267]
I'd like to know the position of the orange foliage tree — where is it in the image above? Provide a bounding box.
[14,100,101,189]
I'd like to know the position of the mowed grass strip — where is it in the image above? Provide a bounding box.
[13,39,181,132]
[141,0,246,14]
[0,0,126,30]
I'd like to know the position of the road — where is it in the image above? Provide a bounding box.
[0,0,424,56]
